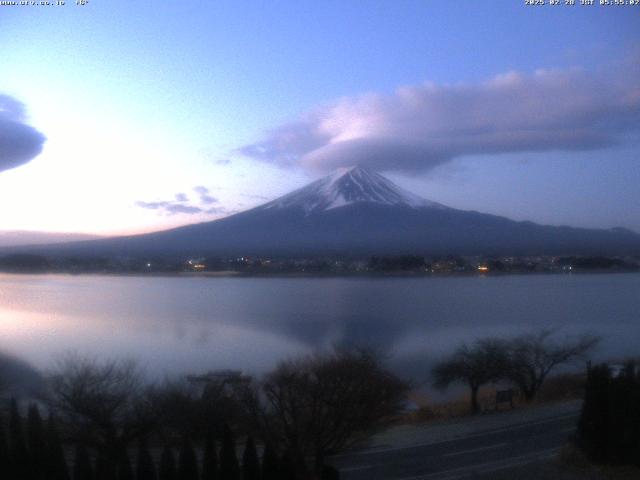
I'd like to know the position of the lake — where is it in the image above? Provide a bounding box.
[1,273,639,383]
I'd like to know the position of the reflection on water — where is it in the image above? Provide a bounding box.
[1,273,639,382]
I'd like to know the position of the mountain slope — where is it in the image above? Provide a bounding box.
[7,167,640,258]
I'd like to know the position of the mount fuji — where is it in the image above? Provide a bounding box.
[11,166,640,258]
[257,166,445,213]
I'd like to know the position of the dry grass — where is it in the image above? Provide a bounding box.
[404,388,512,423]
[534,372,586,404]
[402,372,588,425]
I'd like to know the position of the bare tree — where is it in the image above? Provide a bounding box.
[239,348,408,477]
[432,338,508,414]
[506,330,600,401]
[145,379,203,440]
[146,376,245,442]
[47,354,154,466]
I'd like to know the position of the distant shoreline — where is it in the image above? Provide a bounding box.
[1,268,638,279]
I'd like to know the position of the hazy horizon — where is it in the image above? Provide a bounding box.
[1,165,639,247]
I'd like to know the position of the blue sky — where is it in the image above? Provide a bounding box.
[1,0,639,234]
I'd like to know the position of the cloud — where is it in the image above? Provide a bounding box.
[193,185,218,205]
[204,206,237,215]
[238,68,640,173]
[0,94,46,173]
[241,193,269,201]
[136,186,220,216]
[135,200,204,216]
[164,204,203,215]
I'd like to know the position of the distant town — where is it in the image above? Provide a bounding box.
[0,252,638,275]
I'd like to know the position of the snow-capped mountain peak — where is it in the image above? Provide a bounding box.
[260,166,446,214]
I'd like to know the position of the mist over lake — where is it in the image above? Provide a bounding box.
[1,273,638,383]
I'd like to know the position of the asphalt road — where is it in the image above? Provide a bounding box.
[330,412,580,480]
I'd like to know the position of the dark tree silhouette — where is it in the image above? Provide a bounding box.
[240,348,408,476]
[146,378,243,442]
[201,431,219,480]
[158,446,176,480]
[0,414,9,477]
[321,464,341,480]
[48,355,154,468]
[506,330,600,401]
[260,443,279,480]
[432,339,508,414]
[9,398,33,479]
[73,444,94,480]
[278,449,297,480]
[177,437,199,480]
[219,424,240,480]
[576,361,640,465]
[116,449,134,480]
[136,437,156,480]
[145,380,203,441]
[27,404,47,480]
[45,414,71,480]
[94,453,115,480]
[241,436,260,480]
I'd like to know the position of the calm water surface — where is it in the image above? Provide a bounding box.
[1,273,638,381]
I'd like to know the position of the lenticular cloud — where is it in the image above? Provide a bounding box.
[0,94,46,173]
[238,68,640,173]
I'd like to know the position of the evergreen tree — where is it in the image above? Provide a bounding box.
[201,431,218,480]
[116,449,134,480]
[219,425,239,480]
[259,444,279,480]
[94,453,115,480]
[177,437,198,480]
[577,363,611,462]
[45,414,71,480]
[136,437,157,480]
[73,444,94,480]
[320,464,340,480]
[27,404,47,480]
[0,414,9,477]
[241,436,259,480]
[9,398,33,479]
[278,449,296,480]
[576,361,640,465]
[158,446,176,480]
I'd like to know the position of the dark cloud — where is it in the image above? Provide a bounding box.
[237,69,640,173]
[0,94,46,173]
